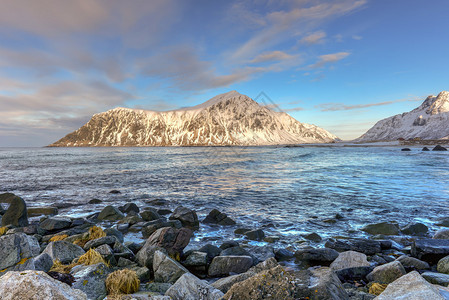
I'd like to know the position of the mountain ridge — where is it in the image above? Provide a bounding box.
[49,91,339,146]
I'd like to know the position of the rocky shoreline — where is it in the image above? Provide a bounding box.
[2,192,449,299]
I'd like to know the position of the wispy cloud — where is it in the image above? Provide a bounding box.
[300,31,326,44]
[316,97,422,111]
[250,51,295,63]
[308,52,350,69]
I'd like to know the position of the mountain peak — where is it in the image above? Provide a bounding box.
[179,90,248,111]
[425,91,449,115]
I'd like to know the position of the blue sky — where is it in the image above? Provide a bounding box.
[0,0,448,146]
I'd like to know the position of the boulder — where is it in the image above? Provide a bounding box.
[183,251,208,267]
[140,208,161,221]
[169,206,199,230]
[43,241,85,264]
[245,229,265,241]
[436,218,449,227]
[212,257,278,293]
[70,263,110,300]
[97,205,124,221]
[119,202,140,214]
[411,239,449,264]
[438,255,449,274]
[366,261,406,284]
[401,222,428,235]
[304,232,322,242]
[40,217,72,231]
[222,266,348,300]
[220,240,239,250]
[136,243,166,270]
[360,222,400,235]
[433,145,448,151]
[250,246,275,262]
[330,251,370,271]
[27,206,58,217]
[202,209,236,225]
[95,244,115,262]
[208,256,253,277]
[325,238,381,255]
[275,248,294,261]
[198,244,221,262]
[0,270,87,299]
[153,250,189,283]
[434,228,449,239]
[32,253,54,272]
[165,273,224,300]
[88,199,102,204]
[422,271,449,286]
[376,271,449,300]
[104,227,124,243]
[295,247,339,264]
[396,255,430,271]
[143,226,192,256]
[1,194,28,227]
[141,219,182,239]
[220,246,258,265]
[83,235,117,250]
[422,147,430,151]
[0,233,40,269]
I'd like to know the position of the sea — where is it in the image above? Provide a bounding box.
[1,146,448,250]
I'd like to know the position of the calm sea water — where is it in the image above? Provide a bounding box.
[1,146,448,248]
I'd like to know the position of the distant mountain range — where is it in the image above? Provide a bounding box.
[357,91,449,142]
[49,91,339,146]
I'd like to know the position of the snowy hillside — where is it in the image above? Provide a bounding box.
[49,91,338,146]
[357,91,449,142]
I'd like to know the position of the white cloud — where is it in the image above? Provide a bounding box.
[300,31,327,44]
[308,52,350,69]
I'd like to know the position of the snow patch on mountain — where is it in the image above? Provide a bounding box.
[357,91,449,142]
[49,91,339,146]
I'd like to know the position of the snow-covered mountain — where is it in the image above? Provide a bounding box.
[49,91,338,146]
[357,91,449,142]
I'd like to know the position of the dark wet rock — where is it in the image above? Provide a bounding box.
[370,255,388,266]
[401,148,411,151]
[157,208,172,215]
[422,271,449,286]
[295,247,339,265]
[437,255,449,274]
[140,208,162,221]
[202,209,236,226]
[366,261,406,284]
[109,189,121,194]
[433,145,448,151]
[412,239,449,264]
[219,240,239,250]
[397,255,430,271]
[117,214,142,225]
[234,228,251,235]
[263,236,280,243]
[117,257,135,268]
[304,232,322,242]
[47,271,76,286]
[335,266,373,283]
[169,206,199,230]
[376,271,449,300]
[274,248,294,261]
[0,233,40,270]
[1,194,29,227]
[361,221,400,235]
[112,241,134,260]
[245,229,265,241]
[422,147,430,151]
[208,255,253,277]
[249,246,275,262]
[325,238,382,255]
[83,235,117,250]
[119,202,140,214]
[212,258,278,293]
[125,241,142,254]
[183,251,208,267]
[0,203,4,215]
[402,222,429,236]
[222,266,348,300]
[130,265,151,282]
[71,263,110,300]
[104,227,124,243]
[27,207,58,217]
[436,217,449,227]
[97,205,125,221]
[43,241,85,264]
[434,228,449,239]
[23,224,39,235]
[40,217,72,232]
[141,219,182,239]
[153,250,189,283]
[335,213,344,219]
[88,198,102,204]
[145,198,170,206]
[166,273,224,300]
[95,244,115,263]
[198,244,221,262]
[378,239,394,250]
[142,226,192,256]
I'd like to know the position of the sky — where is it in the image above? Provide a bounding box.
[0,0,448,146]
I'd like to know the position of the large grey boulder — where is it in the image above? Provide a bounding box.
[136,243,166,270]
[30,253,54,272]
[376,271,449,300]
[40,217,72,232]
[165,273,224,300]
[361,222,400,235]
[169,206,199,230]
[0,233,40,269]
[330,251,370,271]
[153,250,189,283]
[401,222,428,236]
[212,257,278,293]
[325,238,382,255]
[142,226,192,256]
[43,240,85,264]
[295,247,339,263]
[97,205,124,221]
[0,270,87,299]
[366,261,406,284]
[422,272,449,286]
[396,255,430,271]
[412,239,449,264]
[1,194,28,227]
[208,256,253,277]
[202,209,236,226]
[83,236,117,250]
[71,263,110,300]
